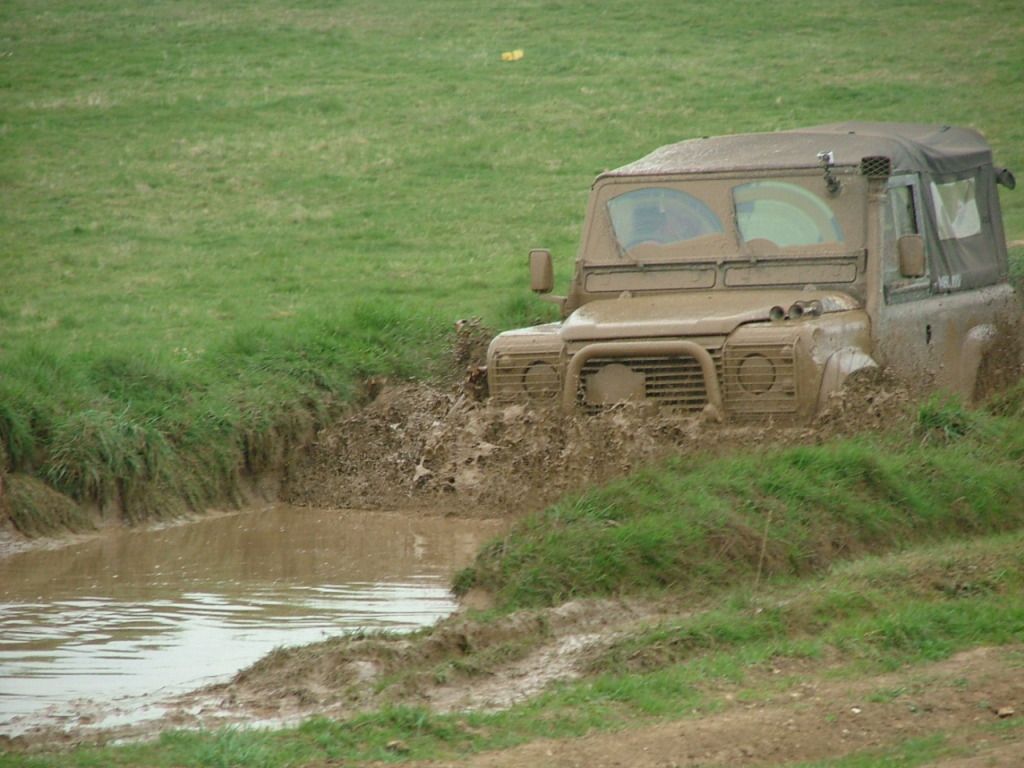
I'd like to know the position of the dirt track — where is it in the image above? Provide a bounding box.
[426,645,1023,768]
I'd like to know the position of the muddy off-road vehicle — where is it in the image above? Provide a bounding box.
[487,122,1020,422]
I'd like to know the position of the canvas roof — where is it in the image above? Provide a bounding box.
[602,122,994,180]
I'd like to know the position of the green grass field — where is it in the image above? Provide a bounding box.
[2,0,1023,523]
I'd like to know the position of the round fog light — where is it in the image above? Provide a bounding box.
[737,354,775,395]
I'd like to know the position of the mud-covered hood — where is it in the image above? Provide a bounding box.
[560,290,860,341]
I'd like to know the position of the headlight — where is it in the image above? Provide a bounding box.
[736,353,775,394]
[522,361,560,398]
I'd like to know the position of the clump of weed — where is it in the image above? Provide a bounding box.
[1009,244,1024,294]
[914,396,976,443]
[0,440,8,516]
[0,390,40,472]
[985,379,1024,418]
[452,567,478,596]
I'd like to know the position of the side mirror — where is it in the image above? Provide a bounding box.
[996,167,1016,190]
[897,234,927,278]
[529,248,554,294]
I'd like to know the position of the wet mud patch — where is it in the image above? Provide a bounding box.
[0,594,664,749]
[812,366,912,434]
[207,596,663,721]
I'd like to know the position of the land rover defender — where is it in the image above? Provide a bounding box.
[487,123,1019,421]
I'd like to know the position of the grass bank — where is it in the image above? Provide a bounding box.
[2,0,1023,530]
[454,393,1024,610]
[0,302,449,528]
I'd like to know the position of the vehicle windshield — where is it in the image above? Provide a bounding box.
[732,180,844,247]
[601,175,857,260]
[607,188,725,250]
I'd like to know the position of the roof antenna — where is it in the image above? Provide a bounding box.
[817,150,840,195]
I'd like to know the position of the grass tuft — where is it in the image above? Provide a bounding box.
[915,396,976,444]
[985,378,1024,420]
[41,409,173,514]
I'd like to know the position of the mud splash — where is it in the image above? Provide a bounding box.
[285,370,912,516]
[284,384,692,514]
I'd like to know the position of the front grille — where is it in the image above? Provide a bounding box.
[495,342,800,417]
[490,351,562,402]
[722,343,798,414]
[577,349,723,412]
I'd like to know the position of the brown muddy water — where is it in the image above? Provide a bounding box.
[0,505,504,736]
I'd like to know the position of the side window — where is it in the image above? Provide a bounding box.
[931,178,981,240]
[924,170,1003,292]
[883,178,929,303]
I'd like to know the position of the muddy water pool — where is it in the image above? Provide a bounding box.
[0,506,504,735]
